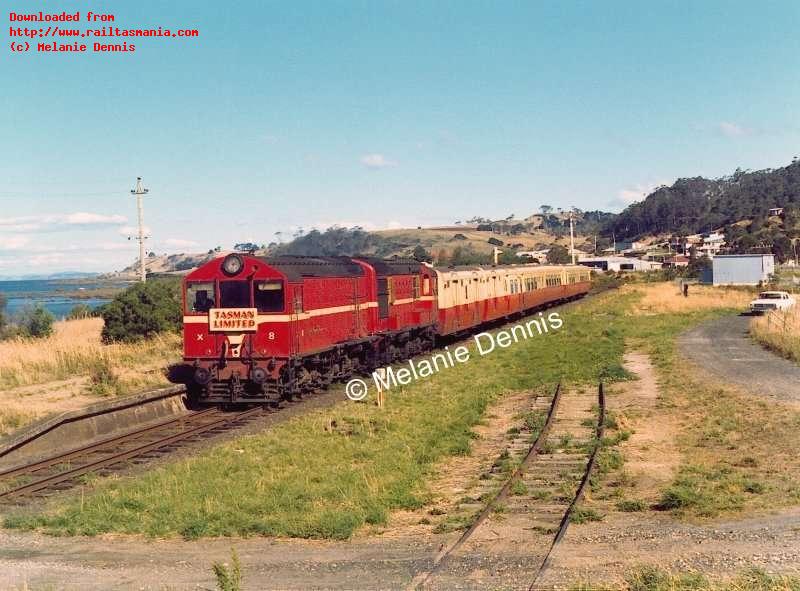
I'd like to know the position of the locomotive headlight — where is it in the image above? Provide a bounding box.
[222,254,244,276]
[194,367,212,385]
[250,367,268,384]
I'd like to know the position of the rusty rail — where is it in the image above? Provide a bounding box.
[0,406,265,500]
[412,381,607,591]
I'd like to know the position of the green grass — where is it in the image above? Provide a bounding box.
[5,293,631,539]
[510,479,528,496]
[212,549,243,591]
[570,506,603,524]
[572,566,800,590]
[10,285,798,539]
[622,306,800,519]
[616,499,647,512]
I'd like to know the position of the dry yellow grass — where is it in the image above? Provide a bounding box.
[751,305,800,363]
[623,282,753,315]
[0,317,180,390]
[0,317,181,434]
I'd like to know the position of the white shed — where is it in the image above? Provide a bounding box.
[712,254,775,285]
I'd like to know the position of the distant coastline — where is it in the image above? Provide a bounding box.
[0,279,130,318]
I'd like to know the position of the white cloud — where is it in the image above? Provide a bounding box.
[617,180,669,204]
[0,236,30,251]
[62,212,126,225]
[0,212,127,233]
[164,238,199,248]
[118,225,152,237]
[360,153,397,169]
[98,242,135,251]
[718,121,746,138]
[606,179,670,211]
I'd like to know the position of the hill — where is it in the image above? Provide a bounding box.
[608,158,800,244]
[271,211,608,265]
[112,211,607,275]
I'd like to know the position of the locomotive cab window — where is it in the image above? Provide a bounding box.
[255,280,285,312]
[186,282,215,314]
[220,280,251,308]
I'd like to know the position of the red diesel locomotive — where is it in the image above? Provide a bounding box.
[182,253,590,403]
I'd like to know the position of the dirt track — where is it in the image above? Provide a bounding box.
[678,314,800,403]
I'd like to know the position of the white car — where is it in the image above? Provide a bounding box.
[749,291,796,313]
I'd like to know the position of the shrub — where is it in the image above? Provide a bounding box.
[658,477,702,510]
[570,506,603,523]
[67,303,95,320]
[0,293,7,334]
[101,279,181,343]
[18,305,55,338]
[87,358,120,397]
[212,549,243,591]
[616,499,647,512]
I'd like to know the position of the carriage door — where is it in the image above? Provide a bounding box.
[377,277,389,319]
[290,285,303,354]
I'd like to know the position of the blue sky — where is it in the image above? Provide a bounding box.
[2,1,799,275]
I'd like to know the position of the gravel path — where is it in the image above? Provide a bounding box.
[678,314,800,403]
[538,508,800,588]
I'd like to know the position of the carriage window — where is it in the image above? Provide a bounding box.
[413,276,421,299]
[423,277,430,295]
[186,282,215,314]
[255,280,284,312]
[220,280,251,308]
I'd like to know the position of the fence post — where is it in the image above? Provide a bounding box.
[375,368,386,408]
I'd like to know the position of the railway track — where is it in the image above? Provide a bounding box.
[411,382,606,590]
[0,406,267,503]
[0,295,600,508]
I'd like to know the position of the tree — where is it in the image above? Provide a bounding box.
[0,293,7,336]
[19,305,54,338]
[101,279,181,343]
[546,244,571,264]
[411,245,432,262]
[540,205,553,215]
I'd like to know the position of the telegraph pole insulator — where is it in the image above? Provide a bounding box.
[130,177,149,282]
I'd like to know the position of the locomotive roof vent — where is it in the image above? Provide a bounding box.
[222,253,244,276]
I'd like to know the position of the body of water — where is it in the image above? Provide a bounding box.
[0,279,126,319]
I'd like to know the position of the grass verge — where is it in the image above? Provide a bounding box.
[572,565,800,590]
[0,317,180,391]
[750,306,800,363]
[7,282,798,538]
[4,292,631,539]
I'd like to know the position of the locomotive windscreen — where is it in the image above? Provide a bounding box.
[220,280,251,308]
[255,280,284,312]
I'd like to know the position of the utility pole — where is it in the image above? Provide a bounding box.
[569,210,576,265]
[130,177,149,282]
[493,246,503,265]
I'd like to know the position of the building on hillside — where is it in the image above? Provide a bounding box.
[516,249,549,262]
[769,207,785,217]
[695,232,726,258]
[663,255,689,268]
[711,254,775,286]
[577,256,662,272]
